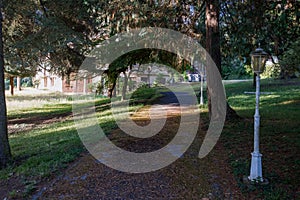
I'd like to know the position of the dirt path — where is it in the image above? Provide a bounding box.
[34,152,207,199]
[22,93,242,199]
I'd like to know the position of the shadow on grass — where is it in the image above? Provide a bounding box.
[6,120,82,177]
[8,104,73,121]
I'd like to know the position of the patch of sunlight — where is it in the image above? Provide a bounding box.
[98,114,114,122]
[261,94,281,99]
[10,121,75,139]
[231,106,253,111]
[279,99,300,105]
[7,98,71,112]
[43,123,75,133]
[97,109,112,117]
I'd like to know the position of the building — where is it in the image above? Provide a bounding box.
[34,68,93,94]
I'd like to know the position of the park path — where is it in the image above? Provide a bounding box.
[32,92,243,200]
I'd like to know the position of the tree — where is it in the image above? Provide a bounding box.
[2,0,102,82]
[280,37,300,78]
[3,0,242,115]
[0,2,11,168]
[99,0,206,98]
[2,0,40,95]
[103,47,188,99]
[220,0,299,80]
[205,0,238,119]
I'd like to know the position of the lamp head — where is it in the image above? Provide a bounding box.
[251,47,268,74]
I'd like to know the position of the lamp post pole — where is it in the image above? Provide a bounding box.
[147,66,151,88]
[194,60,204,106]
[249,70,263,182]
[248,47,268,182]
[200,63,204,105]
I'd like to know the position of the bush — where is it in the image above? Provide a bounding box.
[244,62,281,79]
[21,77,33,87]
[280,38,300,78]
[183,71,188,81]
[129,85,160,105]
[261,63,281,79]
[95,82,104,95]
[222,58,252,80]
[154,73,165,85]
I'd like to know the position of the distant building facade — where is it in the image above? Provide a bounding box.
[34,68,93,94]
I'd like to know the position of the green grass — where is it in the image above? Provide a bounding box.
[191,78,299,199]
[1,87,160,197]
[128,86,164,105]
[0,119,82,180]
[222,78,300,199]
[1,87,160,176]
[8,103,73,120]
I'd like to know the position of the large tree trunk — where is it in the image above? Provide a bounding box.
[108,80,117,98]
[205,0,220,117]
[205,0,221,72]
[0,9,11,168]
[205,0,239,120]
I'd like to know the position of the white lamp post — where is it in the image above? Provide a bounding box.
[147,65,152,87]
[199,63,205,105]
[194,60,205,105]
[248,46,268,182]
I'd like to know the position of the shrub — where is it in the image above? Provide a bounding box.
[261,63,281,79]
[280,38,300,78]
[244,62,281,79]
[222,58,252,80]
[21,77,33,87]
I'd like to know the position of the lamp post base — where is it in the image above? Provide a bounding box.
[249,152,263,182]
[243,175,269,185]
[200,97,204,105]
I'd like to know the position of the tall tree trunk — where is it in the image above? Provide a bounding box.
[17,76,21,91]
[113,82,117,97]
[205,0,221,72]
[205,0,239,120]
[205,0,220,117]
[0,8,11,168]
[108,80,117,98]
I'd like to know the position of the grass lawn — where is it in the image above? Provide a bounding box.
[1,87,161,198]
[1,79,299,199]
[222,79,300,199]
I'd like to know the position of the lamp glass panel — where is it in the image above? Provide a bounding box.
[251,55,260,72]
[260,56,267,72]
[251,55,267,73]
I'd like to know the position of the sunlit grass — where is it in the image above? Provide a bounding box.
[6,90,72,112]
